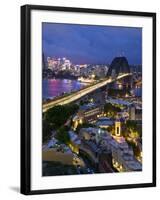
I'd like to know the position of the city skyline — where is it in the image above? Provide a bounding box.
[42,23,142,176]
[42,23,142,65]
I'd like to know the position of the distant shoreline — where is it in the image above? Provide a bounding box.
[43,71,78,80]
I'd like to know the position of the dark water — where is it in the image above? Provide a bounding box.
[43,79,86,100]
[43,79,142,100]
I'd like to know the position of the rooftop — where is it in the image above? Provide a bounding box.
[79,103,99,111]
[106,98,132,106]
[43,138,72,153]
[68,131,81,145]
[96,117,114,127]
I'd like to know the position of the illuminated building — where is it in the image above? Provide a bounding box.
[101,132,142,172]
[129,104,136,120]
[47,57,58,71]
[96,117,114,129]
[129,104,142,120]
[115,119,121,137]
[72,115,83,130]
[106,98,131,107]
[78,77,95,83]
[78,103,103,123]
[79,127,142,172]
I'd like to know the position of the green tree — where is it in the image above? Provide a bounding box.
[42,119,52,143]
[121,121,142,156]
[126,120,138,132]
[122,120,141,140]
[104,103,121,117]
[55,126,70,144]
[44,104,79,130]
[43,104,79,143]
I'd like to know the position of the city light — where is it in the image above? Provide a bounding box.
[42,55,142,176]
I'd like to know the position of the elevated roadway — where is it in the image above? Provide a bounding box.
[43,73,132,112]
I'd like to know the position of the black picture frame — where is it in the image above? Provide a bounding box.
[21,4,156,195]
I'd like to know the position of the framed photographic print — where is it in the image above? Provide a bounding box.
[21,4,156,195]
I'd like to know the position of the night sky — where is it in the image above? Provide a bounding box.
[42,23,142,65]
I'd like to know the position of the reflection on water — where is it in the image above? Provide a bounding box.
[43,79,86,100]
[43,79,142,100]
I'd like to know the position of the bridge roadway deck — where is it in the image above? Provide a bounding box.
[43,73,131,112]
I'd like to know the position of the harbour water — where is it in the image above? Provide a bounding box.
[43,79,86,100]
[43,79,142,100]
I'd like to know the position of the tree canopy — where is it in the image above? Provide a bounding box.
[126,120,138,132]
[43,104,79,143]
[44,104,79,130]
[55,126,70,145]
[104,103,121,117]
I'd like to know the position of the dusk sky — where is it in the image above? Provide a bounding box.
[42,23,142,65]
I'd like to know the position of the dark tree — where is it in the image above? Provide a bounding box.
[104,103,121,117]
[55,126,70,145]
[42,104,79,143]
